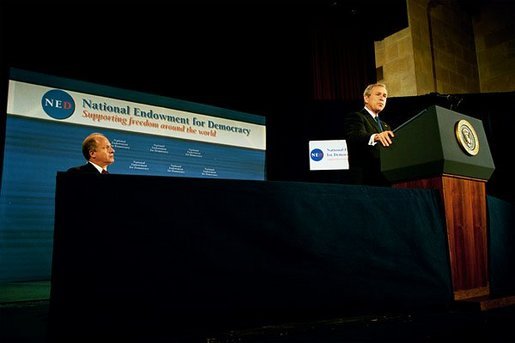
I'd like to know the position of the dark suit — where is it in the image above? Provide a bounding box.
[343,108,392,186]
[67,162,102,174]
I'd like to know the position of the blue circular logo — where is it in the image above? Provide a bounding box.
[310,148,324,161]
[41,89,75,119]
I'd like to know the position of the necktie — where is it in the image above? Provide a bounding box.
[101,169,109,174]
[375,116,383,132]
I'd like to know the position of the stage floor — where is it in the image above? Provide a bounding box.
[2,281,515,342]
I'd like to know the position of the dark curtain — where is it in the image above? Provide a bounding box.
[309,10,376,101]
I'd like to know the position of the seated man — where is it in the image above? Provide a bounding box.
[67,133,115,174]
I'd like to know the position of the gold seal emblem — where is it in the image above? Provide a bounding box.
[455,119,479,156]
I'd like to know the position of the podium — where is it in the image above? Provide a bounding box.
[380,105,495,301]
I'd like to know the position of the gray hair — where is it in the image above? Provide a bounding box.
[363,83,387,97]
[81,133,106,161]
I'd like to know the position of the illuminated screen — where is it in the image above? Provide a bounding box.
[0,68,266,282]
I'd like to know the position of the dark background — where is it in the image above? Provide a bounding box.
[0,1,408,107]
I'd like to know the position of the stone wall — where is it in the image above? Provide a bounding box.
[473,3,515,93]
[375,0,514,96]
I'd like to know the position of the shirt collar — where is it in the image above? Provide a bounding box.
[88,161,106,173]
[363,106,379,118]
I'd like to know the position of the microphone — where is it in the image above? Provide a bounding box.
[431,92,454,100]
[430,92,463,109]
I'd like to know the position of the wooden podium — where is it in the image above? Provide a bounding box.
[380,105,495,301]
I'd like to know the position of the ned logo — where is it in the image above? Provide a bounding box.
[42,89,75,119]
[310,148,324,162]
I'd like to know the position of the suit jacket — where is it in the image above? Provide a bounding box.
[67,162,102,174]
[343,108,392,186]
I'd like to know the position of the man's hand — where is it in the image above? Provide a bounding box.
[374,130,395,147]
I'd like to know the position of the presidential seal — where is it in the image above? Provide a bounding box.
[455,119,479,156]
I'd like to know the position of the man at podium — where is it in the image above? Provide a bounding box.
[343,83,396,186]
